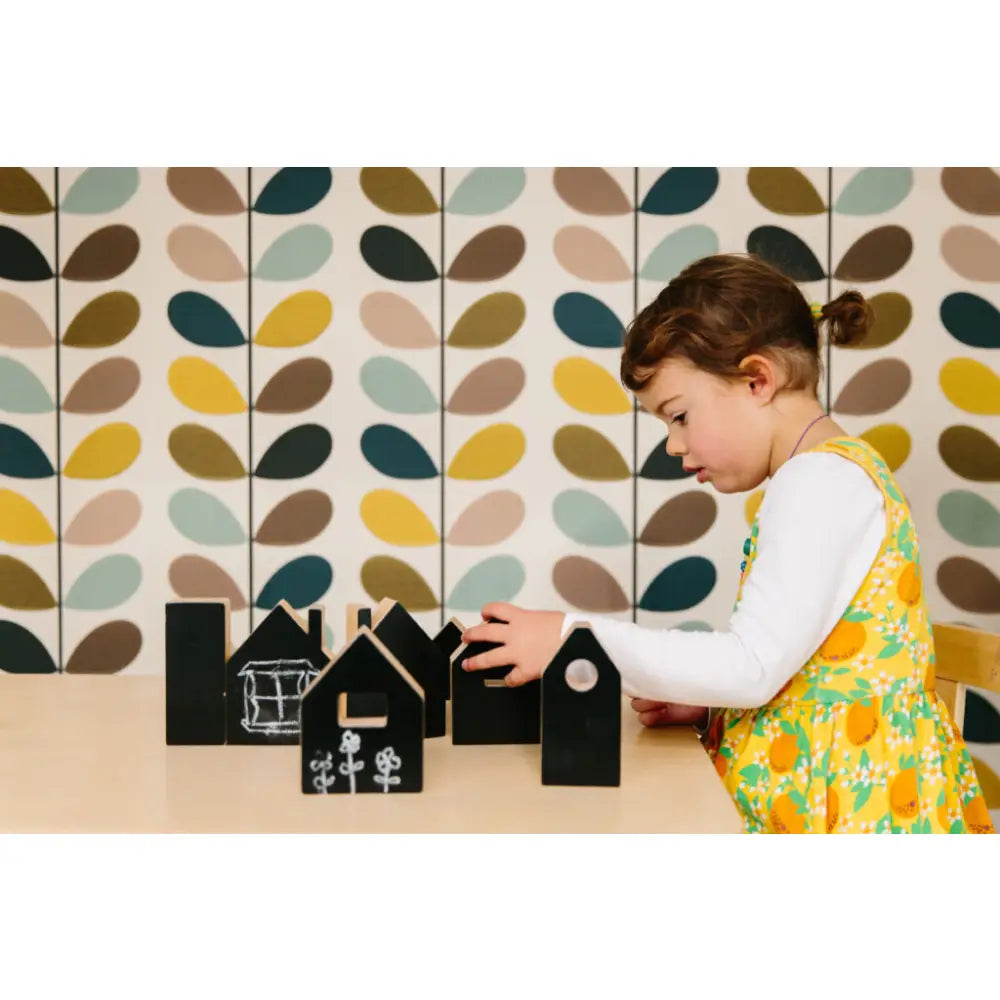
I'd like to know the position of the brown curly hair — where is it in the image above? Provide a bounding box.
[621,253,874,395]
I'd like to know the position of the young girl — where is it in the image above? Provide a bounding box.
[461,253,995,835]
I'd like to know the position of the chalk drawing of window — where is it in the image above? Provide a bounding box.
[239,659,321,734]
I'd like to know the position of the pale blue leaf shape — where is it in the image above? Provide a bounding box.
[938,490,1000,546]
[446,554,525,611]
[552,489,630,546]
[640,225,719,281]
[0,357,55,413]
[168,488,246,546]
[834,168,913,216]
[253,225,333,280]
[324,622,334,649]
[676,620,712,632]
[447,168,526,215]
[61,168,140,214]
[65,554,142,610]
[360,357,438,414]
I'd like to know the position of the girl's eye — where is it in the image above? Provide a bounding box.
[670,413,686,426]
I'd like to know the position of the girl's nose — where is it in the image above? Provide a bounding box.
[665,435,685,457]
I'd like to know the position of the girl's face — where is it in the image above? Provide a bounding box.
[635,358,773,494]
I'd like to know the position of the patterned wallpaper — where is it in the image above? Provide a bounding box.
[1,167,998,817]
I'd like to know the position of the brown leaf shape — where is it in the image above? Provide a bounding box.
[65,620,142,674]
[447,358,525,414]
[169,555,247,610]
[0,168,53,214]
[448,292,525,348]
[0,291,52,347]
[168,424,246,480]
[361,555,438,611]
[834,225,912,281]
[941,168,1000,215]
[360,167,439,215]
[447,490,525,545]
[167,225,245,281]
[64,489,142,545]
[937,557,1000,614]
[255,358,332,414]
[553,168,631,215]
[939,425,1000,482]
[447,226,525,281]
[167,167,245,214]
[63,291,141,348]
[640,491,717,546]
[941,225,1000,281]
[255,490,333,545]
[0,555,56,610]
[63,358,140,413]
[832,358,912,415]
[554,226,631,281]
[747,167,826,215]
[360,292,437,348]
[553,425,630,480]
[62,226,140,281]
[838,292,912,350]
[552,555,629,613]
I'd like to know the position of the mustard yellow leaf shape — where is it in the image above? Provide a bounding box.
[63,423,141,479]
[255,290,333,348]
[360,489,438,546]
[168,357,247,414]
[0,489,56,544]
[448,424,526,480]
[553,357,631,414]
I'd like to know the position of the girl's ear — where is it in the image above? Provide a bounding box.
[738,354,780,402]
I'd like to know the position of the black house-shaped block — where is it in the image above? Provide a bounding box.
[166,600,229,745]
[225,602,330,746]
[541,624,621,787]
[371,598,449,738]
[432,617,465,700]
[301,627,424,794]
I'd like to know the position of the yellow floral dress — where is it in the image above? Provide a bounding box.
[704,437,995,834]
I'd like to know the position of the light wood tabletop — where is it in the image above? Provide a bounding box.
[0,675,742,833]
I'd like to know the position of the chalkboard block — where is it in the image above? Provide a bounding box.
[451,640,540,745]
[301,628,424,794]
[541,625,621,787]
[372,601,448,738]
[165,601,228,745]
[225,602,330,746]
[432,617,465,700]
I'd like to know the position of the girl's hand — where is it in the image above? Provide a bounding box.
[460,602,565,687]
[630,698,709,729]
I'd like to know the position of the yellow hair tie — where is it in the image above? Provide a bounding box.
[810,301,823,319]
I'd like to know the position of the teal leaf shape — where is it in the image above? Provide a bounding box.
[255,554,333,610]
[640,168,719,215]
[446,168,526,215]
[0,423,55,478]
[553,292,625,348]
[65,554,142,610]
[0,226,53,281]
[253,225,332,280]
[640,225,718,281]
[552,489,630,546]
[0,357,55,413]
[747,226,825,282]
[639,439,695,480]
[361,424,438,479]
[168,291,245,347]
[964,690,1000,743]
[446,554,525,611]
[639,556,717,612]
[254,424,332,479]
[253,168,332,215]
[360,357,438,414]
[61,168,140,214]
[168,488,246,545]
[938,490,1000,546]
[940,292,1000,349]
[360,226,438,282]
[834,168,913,216]
[0,620,57,673]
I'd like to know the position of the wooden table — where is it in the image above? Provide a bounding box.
[0,676,742,833]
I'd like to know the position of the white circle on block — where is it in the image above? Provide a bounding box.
[564,658,598,692]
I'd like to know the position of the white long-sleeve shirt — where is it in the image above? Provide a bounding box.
[561,451,887,709]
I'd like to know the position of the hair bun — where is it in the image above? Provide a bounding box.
[821,290,874,347]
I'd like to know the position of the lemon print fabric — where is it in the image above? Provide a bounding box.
[705,437,995,834]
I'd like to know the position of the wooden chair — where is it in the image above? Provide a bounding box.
[932,623,1000,734]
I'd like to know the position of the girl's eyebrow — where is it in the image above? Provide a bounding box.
[655,394,682,415]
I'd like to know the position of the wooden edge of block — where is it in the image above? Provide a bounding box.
[345,603,369,642]
[370,597,397,629]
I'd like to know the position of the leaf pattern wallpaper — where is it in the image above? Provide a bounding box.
[1,167,998,822]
